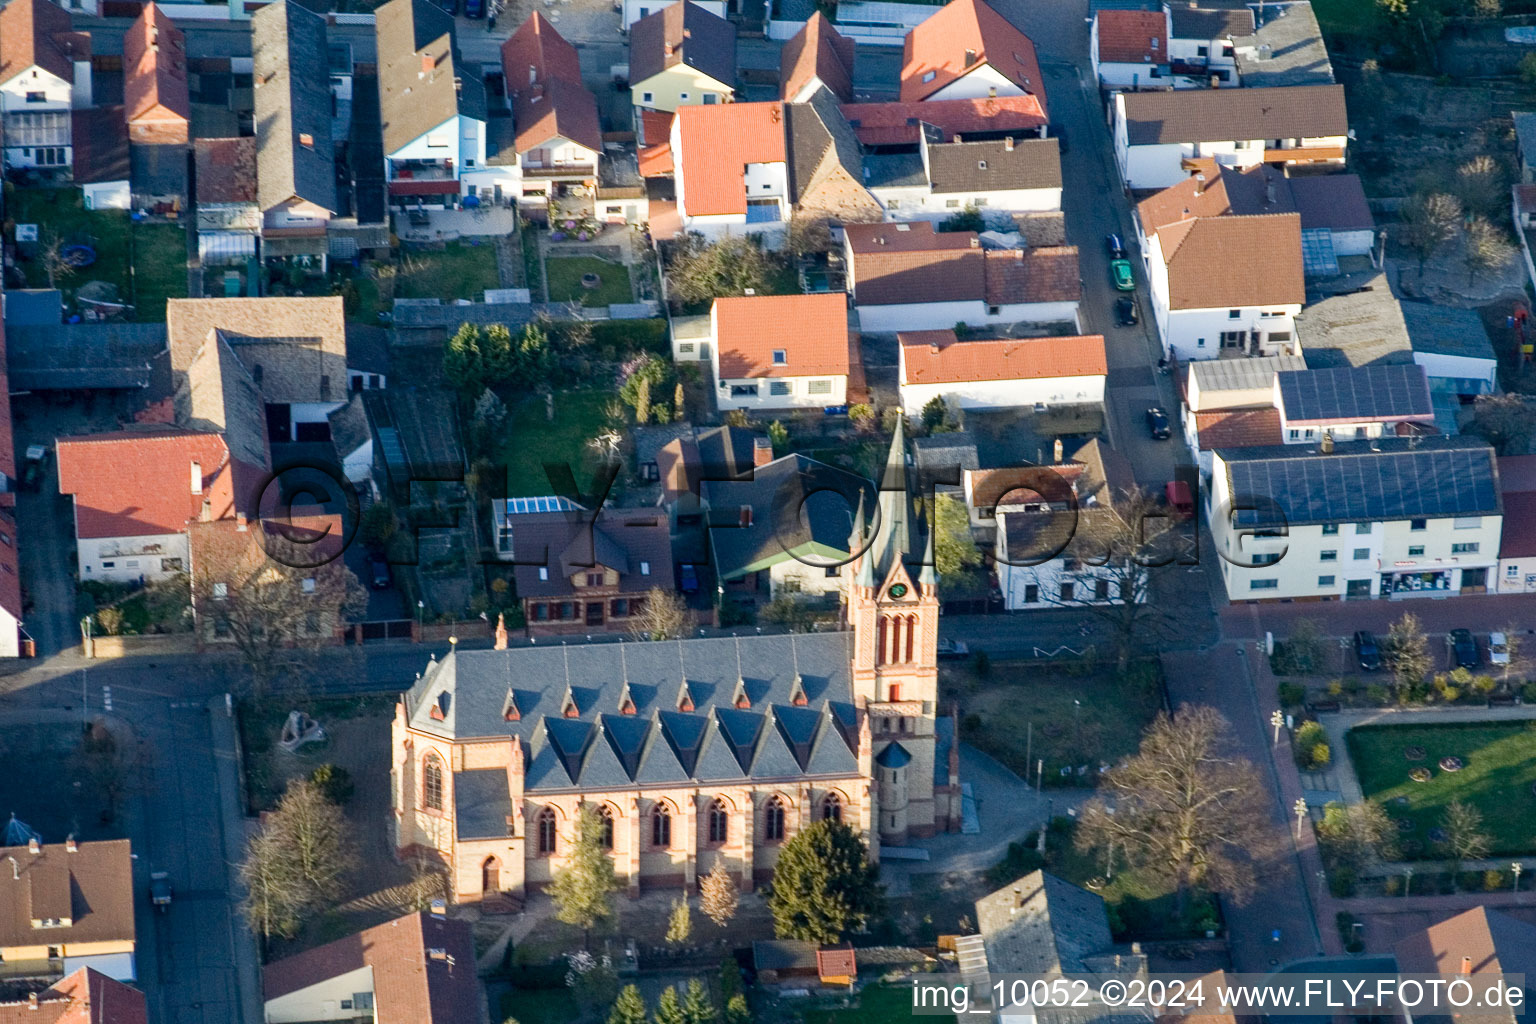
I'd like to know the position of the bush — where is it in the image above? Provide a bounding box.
[986,839,1044,887]
[309,764,354,806]
[1294,720,1328,770]
[1309,741,1331,770]
[1278,682,1306,707]
[1484,869,1508,892]
[1383,875,1401,896]
[1327,680,1344,698]
[590,318,669,356]
[1524,682,1536,703]
[1366,684,1389,705]
[1328,866,1357,898]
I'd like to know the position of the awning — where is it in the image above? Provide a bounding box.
[389,179,460,196]
[199,231,256,263]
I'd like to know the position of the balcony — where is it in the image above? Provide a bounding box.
[520,161,595,181]
[390,161,455,182]
[1263,145,1345,164]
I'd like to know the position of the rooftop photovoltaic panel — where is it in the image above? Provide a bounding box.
[1221,436,1499,528]
[1277,364,1432,423]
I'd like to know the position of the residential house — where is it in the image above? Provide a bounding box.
[781,14,856,103]
[844,221,1081,332]
[0,838,136,983]
[1165,1,1332,89]
[653,424,764,521]
[620,0,726,30]
[1209,435,1501,602]
[841,95,1047,147]
[1400,301,1499,400]
[194,137,260,274]
[1496,455,1536,594]
[671,102,787,237]
[262,912,480,1024]
[55,429,252,582]
[1166,2,1248,85]
[0,0,91,172]
[501,506,674,635]
[186,511,348,648]
[1273,364,1435,445]
[866,134,1062,221]
[1134,163,1373,274]
[630,2,736,112]
[1394,906,1536,1024]
[1141,212,1304,361]
[167,297,348,444]
[1112,85,1349,190]
[1090,5,1171,89]
[1515,111,1536,184]
[0,966,148,1023]
[1179,354,1302,475]
[123,4,189,146]
[253,0,338,270]
[71,106,130,211]
[786,87,882,226]
[898,331,1106,416]
[500,13,603,214]
[993,439,1142,611]
[376,0,491,207]
[708,293,853,412]
[900,0,1047,108]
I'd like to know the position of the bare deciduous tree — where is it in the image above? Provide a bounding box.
[628,587,689,642]
[1400,192,1462,276]
[700,862,739,928]
[1385,612,1431,689]
[1462,215,1516,285]
[1076,706,1279,912]
[238,778,353,940]
[1455,155,1505,216]
[1441,800,1492,887]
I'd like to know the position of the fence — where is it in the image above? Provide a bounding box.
[82,633,198,659]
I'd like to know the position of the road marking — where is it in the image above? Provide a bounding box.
[102,686,112,712]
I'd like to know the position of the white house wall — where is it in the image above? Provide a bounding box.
[77,533,190,582]
[875,185,1062,221]
[925,64,1028,102]
[1414,351,1497,394]
[899,374,1105,416]
[1161,306,1299,361]
[263,965,375,1024]
[769,558,842,599]
[714,374,848,411]
[855,299,1077,333]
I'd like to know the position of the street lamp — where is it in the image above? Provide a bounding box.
[1293,797,1308,840]
[1514,862,1524,893]
[1403,865,1413,897]
[1271,709,1284,745]
[416,599,425,630]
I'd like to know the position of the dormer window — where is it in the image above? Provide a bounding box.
[640,561,651,576]
[538,567,549,581]
[1151,38,1159,49]
[922,70,936,83]
[772,350,787,365]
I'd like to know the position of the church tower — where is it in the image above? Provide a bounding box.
[845,419,943,843]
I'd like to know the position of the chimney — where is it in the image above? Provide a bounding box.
[1266,179,1277,206]
[65,836,77,853]
[430,899,447,916]
[1461,956,1472,975]
[190,460,202,495]
[1193,172,1205,194]
[27,994,37,1011]
[236,513,249,532]
[1004,136,1014,151]
[930,342,941,354]
[753,436,773,467]
[1320,432,1334,454]
[494,613,508,650]
[964,48,977,66]
[421,53,434,75]
[27,838,40,854]
[1053,438,1063,463]
[969,236,980,248]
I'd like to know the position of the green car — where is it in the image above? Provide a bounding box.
[1110,259,1135,291]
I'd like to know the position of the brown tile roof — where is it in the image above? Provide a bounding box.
[926,136,1060,193]
[1096,9,1168,64]
[900,0,1045,106]
[176,330,273,472]
[376,0,484,157]
[123,4,190,132]
[0,968,148,1024]
[1158,213,1304,310]
[983,245,1080,304]
[195,137,258,205]
[780,13,855,102]
[841,95,1046,146]
[167,298,348,405]
[1287,173,1374,233]
[501,12,601,154]
[629,1,736,90]
[253,0,337,213]
[57,428,247,539]
[713,293,851,378]
[1500,491,1536,559]
[1139,165,1371,238]
[1394,907,1536,1007]
[263,911,480,1023]
[0,840,135,950]
[0,0,84,87]
[72,107,131,186]
[1194,408,1282,450]
[901,331,1106,384]
[509,507,674,598]
[1121,85,1348,146]
[676,102,786,216]
[846,219,977,255]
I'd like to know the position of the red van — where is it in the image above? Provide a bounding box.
[1165,480,1194,520]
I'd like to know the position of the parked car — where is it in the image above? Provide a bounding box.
[1145,406,1171,439]
[679,564,699,594]
[150,872,173,913]
[1115,295,1139,326]
[368,553,391,590]
[465,0,485,16]
[21,445,47,492]
[936,638,970,660]
[1448,628,1479,669]
[1490,631,1510,666]
[1353,630,1381,672]
[1110,258,1135,291]
[1106,234,1127,260]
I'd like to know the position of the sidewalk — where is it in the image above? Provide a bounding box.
[209,694,263,1024]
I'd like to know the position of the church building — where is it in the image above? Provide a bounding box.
[389,424,963,905]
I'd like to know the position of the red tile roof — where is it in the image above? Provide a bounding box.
[900,331,1106,384]
[0,0,84,87]
[900,0,1045,107]
[781,13,855,102]
[0,840,135,951]
[195,137,258,204]
[1158,213,1304,310]
[676,102,787,216]
[1194,408,1283,450]
[983,246,1081,305]
[56,429,245,539]
[501,12,601,153]
[637,109,674,176]
[123,4,190,132]
[847,224,1078,306]
[713,293,851,378]
[263,912,479,1023]
[0,967,147,1024]
[841,95,1046,146]
[1095,9,1167,65]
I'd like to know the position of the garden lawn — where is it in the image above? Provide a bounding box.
[501,390,615,498]
[545,256,633,307]
[397,241,500,301]
[1310,0,1378,35]
[8,187,131,302]
[130,222,188,320]
[803,984,952,1024]
[1346,721,1536,857]
[499,989,578,1024]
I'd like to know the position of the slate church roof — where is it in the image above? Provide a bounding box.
[406,634,863,802]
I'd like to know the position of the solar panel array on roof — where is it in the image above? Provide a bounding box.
[1221,437,1499,528]
[1277,365,1432,424]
